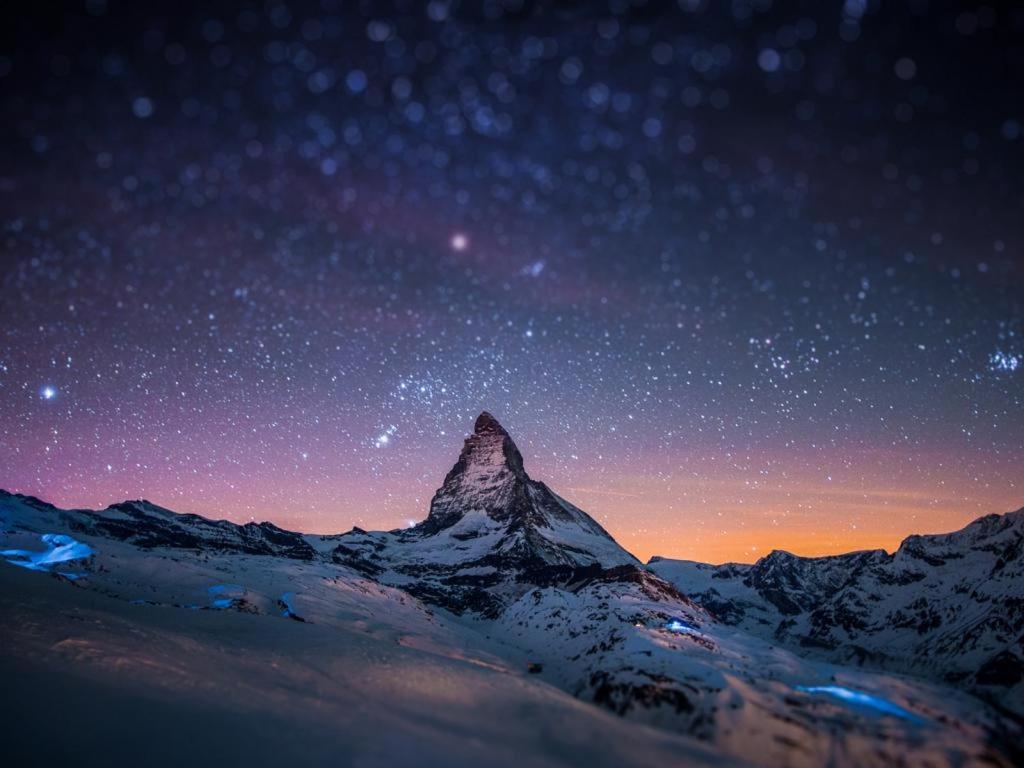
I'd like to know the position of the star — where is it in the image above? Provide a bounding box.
[40,386,57,401]
[450,232,469,252]
[374,425,397,448]
[989,351,1021,374]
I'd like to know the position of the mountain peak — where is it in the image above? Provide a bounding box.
[409,413,637,574]
[460,411,523,478]
[420,413,525,535]
[474,410,508,436]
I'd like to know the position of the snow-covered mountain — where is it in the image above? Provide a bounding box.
[2,412,1022,767]
[326,411,637,615]
[649,509,1024,719]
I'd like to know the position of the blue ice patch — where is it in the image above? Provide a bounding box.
[207,584,244,596]
[280,592,296,618]
[207,584,245,609]
[796,685,925,723]
[1,533,94,575]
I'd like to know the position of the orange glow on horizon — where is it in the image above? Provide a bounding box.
[587,487,1023,564]
[15,439,1023,567]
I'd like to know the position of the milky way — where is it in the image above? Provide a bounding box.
[1,2,1021,562]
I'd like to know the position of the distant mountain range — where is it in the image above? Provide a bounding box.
[1,412,1021,767]
[650,507,1024,719]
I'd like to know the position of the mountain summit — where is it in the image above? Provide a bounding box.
[417,411,635,567]
[420,411,527,533]
[474,410,511,436]
[331,411,639,613]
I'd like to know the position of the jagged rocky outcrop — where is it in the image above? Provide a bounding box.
[649,509,1024,717]
[0,492,317,560]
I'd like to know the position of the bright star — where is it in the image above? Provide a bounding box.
[40,386,57,400]
[374,425,397,448]
[989,351,1021,373]
[522,260,545,277]
[450,232,469,251]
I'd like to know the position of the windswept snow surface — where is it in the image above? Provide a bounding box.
[1,486,1018,767]
[0,489,729,768]
[0,560,727,768]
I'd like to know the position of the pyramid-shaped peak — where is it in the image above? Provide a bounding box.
[463,411,523,475]
[413,412,638,570]
[474,411,508,436]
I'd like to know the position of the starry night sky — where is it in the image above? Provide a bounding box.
[1,1,1022,563]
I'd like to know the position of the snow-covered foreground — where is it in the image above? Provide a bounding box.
[0,538,726,768]
[1,414,1021,767]
[1,491,1017,767]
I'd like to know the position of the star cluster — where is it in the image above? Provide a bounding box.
[0,1,1021,562]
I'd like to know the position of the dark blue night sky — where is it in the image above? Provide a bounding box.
[1,1,1021,562]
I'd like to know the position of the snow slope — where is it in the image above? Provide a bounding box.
[0,554,727,768]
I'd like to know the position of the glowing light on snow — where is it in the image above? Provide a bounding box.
[280,592,296,618]
[665,618,699,635]
[796,685,924,722]
[207,583,245,609]
[1,533,94,573]
[450,232,469,251]
[207,584,242,595]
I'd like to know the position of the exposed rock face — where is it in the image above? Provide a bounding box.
[417,411,634,566]
[94,501,319,560]
[420,411,528,534]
